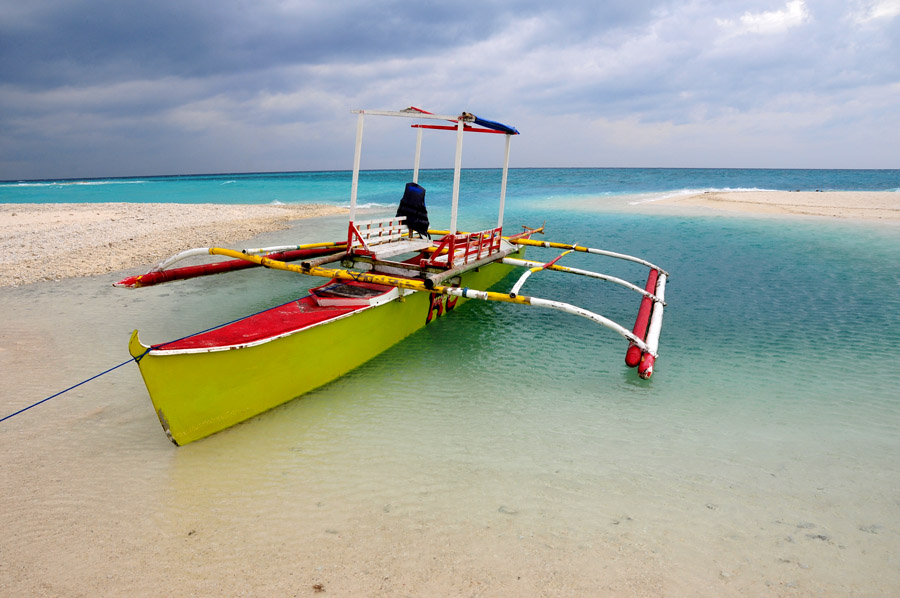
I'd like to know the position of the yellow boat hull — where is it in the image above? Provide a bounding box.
[130,257,520,445]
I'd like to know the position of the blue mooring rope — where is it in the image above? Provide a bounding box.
[0,298,300,425]
[0,359,137,424]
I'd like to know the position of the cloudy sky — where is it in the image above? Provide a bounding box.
[1,0,898,180]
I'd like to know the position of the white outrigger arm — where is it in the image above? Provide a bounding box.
[418,229,670,378]
[499,238,669,379]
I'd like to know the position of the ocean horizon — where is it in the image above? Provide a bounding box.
[3,167,899,206]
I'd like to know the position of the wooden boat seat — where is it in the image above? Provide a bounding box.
[370,237,433,259]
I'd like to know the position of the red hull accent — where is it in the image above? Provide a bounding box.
[625,269,659,367]
[115,246,339,288]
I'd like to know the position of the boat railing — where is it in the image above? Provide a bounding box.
[423,227,503,268]
[347,217,432,260]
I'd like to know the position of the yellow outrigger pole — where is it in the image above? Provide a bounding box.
[208,247,655,355]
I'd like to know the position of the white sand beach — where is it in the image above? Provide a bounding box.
[651,190,900,221]
[0,203,347,287]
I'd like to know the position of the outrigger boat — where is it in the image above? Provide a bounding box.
[119,108,669,446]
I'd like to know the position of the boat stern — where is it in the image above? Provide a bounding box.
[128,330,179,445]
[128,329,149,359]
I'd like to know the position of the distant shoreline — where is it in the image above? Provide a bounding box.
[0,202,347,287]
[649,190,900,222]
[3,191,899,287]
[4,166,900,186]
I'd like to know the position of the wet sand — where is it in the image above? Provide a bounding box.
[0,203,347,287]
[649,191,900,221]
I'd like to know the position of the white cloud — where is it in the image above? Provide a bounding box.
[851,0,900,23]
[717,0,810,35]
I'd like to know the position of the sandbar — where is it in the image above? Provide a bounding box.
[651,191,900,221]
[0,203,347,287]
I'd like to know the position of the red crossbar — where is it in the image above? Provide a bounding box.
[542,252,569,269]
[411,124,509,134]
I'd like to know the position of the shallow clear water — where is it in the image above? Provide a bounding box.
[2,175,900,594]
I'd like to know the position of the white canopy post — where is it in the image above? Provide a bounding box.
[413,127,423,184]
[498,133,511,229]
[349,111,365,222]
[449,117,465,234]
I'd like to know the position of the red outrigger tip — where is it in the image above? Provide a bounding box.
[638,353,656,379]
[625,269,659,368]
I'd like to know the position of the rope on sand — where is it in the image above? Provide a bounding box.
[0,298,301,425]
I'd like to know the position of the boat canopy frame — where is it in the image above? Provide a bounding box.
[348,108,518,234]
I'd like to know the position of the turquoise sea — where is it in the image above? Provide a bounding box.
[2,168,900,595]
[3,167,900,206]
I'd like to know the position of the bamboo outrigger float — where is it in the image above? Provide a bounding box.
[120,108,669,445]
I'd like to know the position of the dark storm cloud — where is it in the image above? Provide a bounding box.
[1,0,898,178]
[1,0,679,88]
[1,1,539,86]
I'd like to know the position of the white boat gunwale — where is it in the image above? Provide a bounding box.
[133,290,403,356]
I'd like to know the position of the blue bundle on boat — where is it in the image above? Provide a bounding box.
[396,182,430,238]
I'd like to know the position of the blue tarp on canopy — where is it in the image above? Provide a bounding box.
[471,116,519,135]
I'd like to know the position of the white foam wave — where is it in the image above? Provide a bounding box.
[1,179,148,188]
[627,187,779,205]
[338,202,394,209]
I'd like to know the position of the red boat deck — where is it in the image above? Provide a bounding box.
[157,296,359,351]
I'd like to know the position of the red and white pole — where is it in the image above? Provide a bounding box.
[625,269,659,367]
